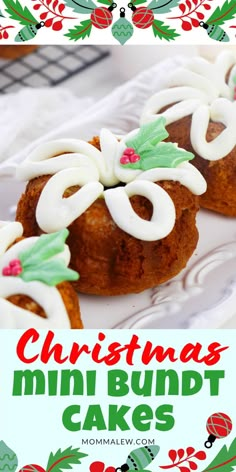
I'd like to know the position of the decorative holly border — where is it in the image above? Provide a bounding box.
[0,0,235,44]
[1,412,236,472]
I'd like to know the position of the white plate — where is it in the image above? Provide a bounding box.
[1,178,236,329]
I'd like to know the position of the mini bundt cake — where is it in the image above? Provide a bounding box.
[0,221,82,328]
[0,46,38,59]
[16,118,206,296]
[141,50,236,217]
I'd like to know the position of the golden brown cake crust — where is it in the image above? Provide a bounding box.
[163,112,236,217]
[7,282,83,329]
[0,46,38,59]
[16,172,199,296]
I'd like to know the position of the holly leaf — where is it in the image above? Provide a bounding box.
[64,0,96,14]
[19,229,70,267]
[65,20,92,40]
[124,142,194,171]
[148,0,181,13]
[202,438,236,472]
[97,0,112,5]
[206,0,236,25]
[152,19,180,40]
[2,0,37,25]
[20,259,79,286]
[125,117,169,154]
[46,447,88,472]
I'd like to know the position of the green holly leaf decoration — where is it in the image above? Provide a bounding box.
[97,0,113,5]
[2,0,37,25]
[122,117,194,171]
[18,229,79,286]
[152,19,180,41]
[148,0,180,14]
[65,20,92,40]
[20,259,79,286]
[0,441,18,472]
[206,0,236,26]
[64,0,96,14]
[126,117,169,154]
[20,229,70,267]
[46,447,88,472]
[202,437,236,472]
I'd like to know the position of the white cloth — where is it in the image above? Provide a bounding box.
[0,56,186,177]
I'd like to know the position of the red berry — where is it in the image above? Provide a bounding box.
[91,7,113,29]
[52,20,63,31]
[120,155,131,164]
[9,259,21,268]
[89,462,105,472]
[125,147,135,155]
[2,266,12,276]
[181,20,192,31]
[11,266,22,276]
[130,153,140,163]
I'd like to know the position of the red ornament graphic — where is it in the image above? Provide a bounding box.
[205,412,233,448]
[128,3,154,29]
[90,3,117,29]
[18,465,46,472]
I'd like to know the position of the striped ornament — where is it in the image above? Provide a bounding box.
[116,445,160,471]
[199,22,229,42]
[15,22,45,42]
[207,412,233,439]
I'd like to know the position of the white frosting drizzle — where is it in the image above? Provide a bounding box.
[0,222,73,329]
[141,51,236,161]
[17,128,206,241]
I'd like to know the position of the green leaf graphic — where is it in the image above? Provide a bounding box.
[2,0,37,25]
[207,0,236,26]
[46,447,88,472]
[64,0,96,14]
[65,20,92,40]
[148,0,180,14]
[152,19,180,40]
[202,438,236,472]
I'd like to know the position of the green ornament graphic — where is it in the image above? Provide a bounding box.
[0,441,18,472]
[15,22,45,42]
[116,445,160,471]
[199,22,229,42]
[112,8,133,45]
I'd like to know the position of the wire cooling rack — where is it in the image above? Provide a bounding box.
[0,45,110,93]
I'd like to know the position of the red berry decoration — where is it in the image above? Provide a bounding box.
[91,3,117,29]
[2,258,23,277]
[89,462,115,472]
[120,147,141,165]
[18,465,46,472]
[128,2,154,29]
[205,412,233,448]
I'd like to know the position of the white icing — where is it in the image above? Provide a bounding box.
[141,51,236,161]
[0,222,73,329]
[17,127,206,241]
[104,180,176,241]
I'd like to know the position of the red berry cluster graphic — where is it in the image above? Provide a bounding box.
[32,0,76,31]
[120,147,141,165]
[160,447,206,471]
[0,25,14,39]
[168,0,213,31]
[2,259,22,277]
[89,462,115,472]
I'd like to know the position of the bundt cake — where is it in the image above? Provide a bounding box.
[16,118,206,296]
[0,221,82,328]
[141,50,236,216]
